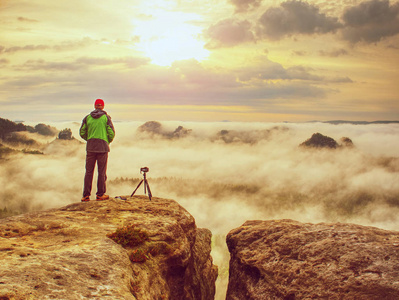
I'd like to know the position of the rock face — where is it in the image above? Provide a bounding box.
[339,136,354,147]
[58,128,74,140]
[0,196,218,300]
[137,121,192,139]
[300,133,355,149]
[226,220,399,300]
[300,133,339,149]
[215,127,288,144]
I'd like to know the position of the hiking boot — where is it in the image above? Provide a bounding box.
[81,196,90,202]
[96,194,109,201]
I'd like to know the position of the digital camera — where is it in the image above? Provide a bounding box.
[140,167,149,173]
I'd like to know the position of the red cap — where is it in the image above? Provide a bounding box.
[94,99,104,107]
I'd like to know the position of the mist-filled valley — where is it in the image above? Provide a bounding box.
[1,120,399,298]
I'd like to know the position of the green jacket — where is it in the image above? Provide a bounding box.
[79,109,115,152]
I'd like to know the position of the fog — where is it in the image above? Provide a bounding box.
[1,121,399,299]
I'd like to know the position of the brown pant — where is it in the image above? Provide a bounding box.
[83,152,108,197]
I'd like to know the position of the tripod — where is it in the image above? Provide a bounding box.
[131,168,152,201]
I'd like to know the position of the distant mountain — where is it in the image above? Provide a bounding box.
[137,121,192,139]
[0,143,17,157]
[320,120,399,125]
[300,133,339,148]
[300,133,354,149]
[29,123,58,136]
[0,117,72,157]
[0,118,26,140]
[58,128,75,140]
[0,117,58,140]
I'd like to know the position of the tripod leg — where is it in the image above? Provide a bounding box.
[145,179,152,201]
[131,180,144,197]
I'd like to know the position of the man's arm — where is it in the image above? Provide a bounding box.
[106,115,115,143]
[79,116,88,141]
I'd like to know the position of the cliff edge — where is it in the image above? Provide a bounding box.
[0,196,218,300]
[226,219,399,300]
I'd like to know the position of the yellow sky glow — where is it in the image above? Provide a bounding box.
[0,0,398,122]
[132,10,209,66]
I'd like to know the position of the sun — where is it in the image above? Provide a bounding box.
[132,10,209,66]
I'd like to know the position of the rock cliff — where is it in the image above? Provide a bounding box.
[300,133,354,149]
[0,196,218,300]
[226,219,399,300]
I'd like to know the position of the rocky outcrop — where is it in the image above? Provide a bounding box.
[215,127,289,144]
[0,117,26,140]
[137,121,192,139]
[226,220,399,300]
[300,133,339,149]
[0,117,58,140]
[300,133,354,149]
[0,196,218,299]
[138,121,163,135]
[31,123,58,136]
[58,128,74,140]
[339,136,354,147]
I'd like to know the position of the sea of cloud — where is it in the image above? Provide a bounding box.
[1,120,398,298]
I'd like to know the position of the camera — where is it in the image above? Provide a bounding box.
[140,167,149,173]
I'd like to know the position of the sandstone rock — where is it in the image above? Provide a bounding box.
[0,196,218,299]
[172,126,192,139]
[138,121,163,135]
[300,133,355,149]
[33,123,58,136]
[300,133,339,149]
[215,127,288,144]
[58,128,74,140]
[137,121,192,139]
[226,219,399,300]
[340,136,354,148]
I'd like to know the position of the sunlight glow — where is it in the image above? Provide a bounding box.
[132,9,209,66]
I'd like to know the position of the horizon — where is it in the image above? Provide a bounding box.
[5,116,399,125]
[1,0,399,122]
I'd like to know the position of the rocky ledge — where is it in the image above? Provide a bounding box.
[226,219,399,300]
[0,196,218,300]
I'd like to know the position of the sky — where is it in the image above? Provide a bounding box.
[1,0,399,122]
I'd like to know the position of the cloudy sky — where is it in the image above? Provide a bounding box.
[1,0,399,122]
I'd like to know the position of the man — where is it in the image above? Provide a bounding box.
[80,99,115,202]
